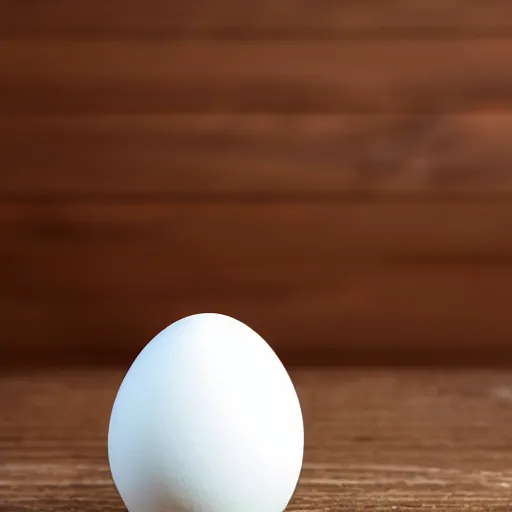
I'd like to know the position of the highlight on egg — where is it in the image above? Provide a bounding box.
[108,313,304,512]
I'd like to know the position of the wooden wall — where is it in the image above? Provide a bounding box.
[2,1,512,366]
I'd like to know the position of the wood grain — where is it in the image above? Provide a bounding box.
[2,114,512,196]
[2,0,512,38]
[1,41,512,115]
[3,0,512,367]
[3,368,512,510]
[3,202,512,364]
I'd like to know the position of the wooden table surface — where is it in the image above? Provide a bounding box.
[2,367,512,511]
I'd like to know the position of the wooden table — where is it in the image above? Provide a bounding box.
[2,368,512,510]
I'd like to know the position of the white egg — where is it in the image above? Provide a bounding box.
[108,313,304,512]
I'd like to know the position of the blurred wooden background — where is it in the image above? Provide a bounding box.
[2,1,512,366]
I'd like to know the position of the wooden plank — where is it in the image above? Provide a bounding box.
[1,41,512,115]
[2,0,512,38]
[3,202,512,363]
[3,369,512,510]
[2,114,512,196]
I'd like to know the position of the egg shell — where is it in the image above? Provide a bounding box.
[108,313,304,512]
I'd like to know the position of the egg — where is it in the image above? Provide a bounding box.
[108,313,304,512]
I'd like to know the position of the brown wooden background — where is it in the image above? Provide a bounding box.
[2,1,512,367]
